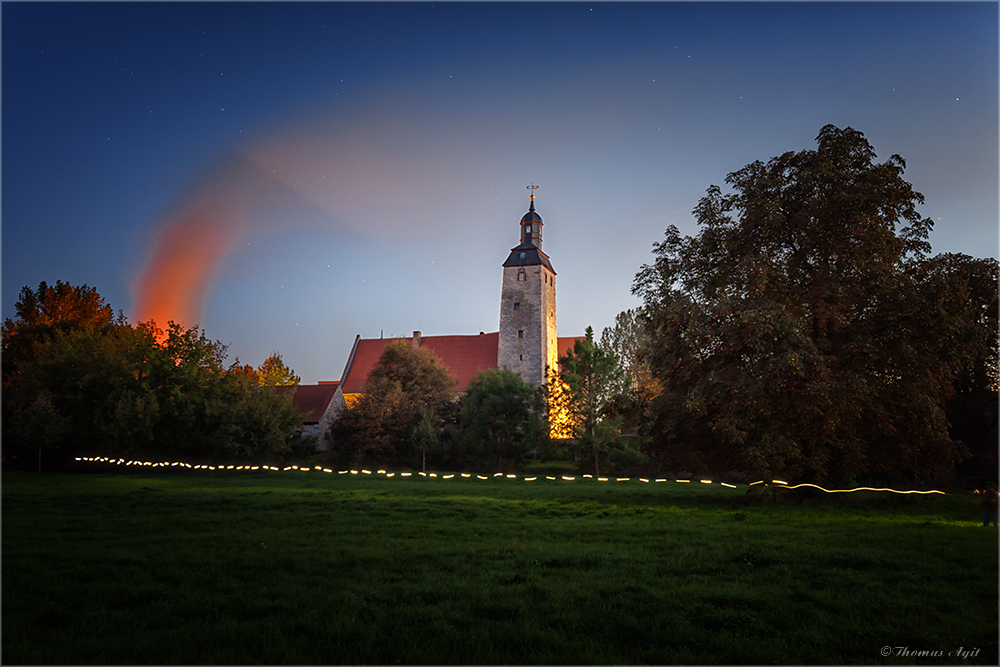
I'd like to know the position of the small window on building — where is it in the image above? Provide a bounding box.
[519,354,523,361]
[517,271,525,281]
[520,252,526,259]
[518,330,524,339]
[513,302,519,311]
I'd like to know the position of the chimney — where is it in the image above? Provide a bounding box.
[412,330,422,347]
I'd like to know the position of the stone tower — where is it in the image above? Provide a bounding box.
[498,188,557,387]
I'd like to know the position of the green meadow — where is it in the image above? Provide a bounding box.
[3,470,997,665]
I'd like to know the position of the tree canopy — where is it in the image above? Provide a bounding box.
[256,352,301,386]
[555,326,644,475]
[599,308,654,392]
[332,340,457,465]
[632,125,987,483]
[461,368,546,472]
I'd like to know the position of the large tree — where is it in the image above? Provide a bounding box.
[633,125,981,483]
[333,340,457,465]
[256,351,301,386]
[599,308,654,392]
[556,326,644,475]
[461,368,546,472]
[2,281,119,391]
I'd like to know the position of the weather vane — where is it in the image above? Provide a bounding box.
[527,183,538,201]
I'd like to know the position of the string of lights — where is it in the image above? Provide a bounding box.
[73,457,948,494]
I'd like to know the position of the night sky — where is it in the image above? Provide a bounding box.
[4,2,997,383]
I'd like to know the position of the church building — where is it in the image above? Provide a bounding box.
[331,188,579,412]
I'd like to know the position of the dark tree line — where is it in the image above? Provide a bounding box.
[2,282,302,471]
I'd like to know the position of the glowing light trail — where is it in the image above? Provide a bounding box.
[71,458,950,495]
[778,483,947,495]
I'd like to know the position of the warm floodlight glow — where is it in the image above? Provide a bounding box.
[655,479,667,483]
[506,474,516,479]
[772,479,787,485]
[418,472,427,477]
[562,476,575,481]
[524,477,537,481]
[598,477,608,482]
[700,480,712,484]
[477,475,488,480]
[640,478,650,483]
[583,475,593,479]
[401,472,412,477]
[443,474,454,479]
[386,473,395,477]
[377,470,386,474]
[494,473,503,477]
[461,473,470,478]
[721,482,737,489]
[617,477,629,482]
[676,479,690,483]
[362,470,372,474]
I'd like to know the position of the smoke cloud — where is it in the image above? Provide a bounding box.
[131,153,341,332]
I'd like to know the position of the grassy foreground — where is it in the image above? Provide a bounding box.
[3,471,997,665]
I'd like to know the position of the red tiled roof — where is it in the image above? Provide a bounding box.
[418,333,499,392]
[273,383,339,424]
[340,332,586,396]
[339,337,401,394]
[340,333,499,394]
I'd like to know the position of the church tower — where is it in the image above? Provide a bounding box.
[498,186,558,387]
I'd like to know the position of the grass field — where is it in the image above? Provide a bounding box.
[3,470,997,665]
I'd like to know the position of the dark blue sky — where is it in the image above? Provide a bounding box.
[4,2,997,382]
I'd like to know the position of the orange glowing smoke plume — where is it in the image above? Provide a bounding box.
[131,155,275,337]
[132,204,242,336]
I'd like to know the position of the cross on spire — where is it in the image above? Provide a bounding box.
[527,183,538,201]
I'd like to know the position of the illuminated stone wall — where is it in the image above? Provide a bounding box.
[498,264,557,387]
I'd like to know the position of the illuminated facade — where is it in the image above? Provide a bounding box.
[497,190,559,388]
